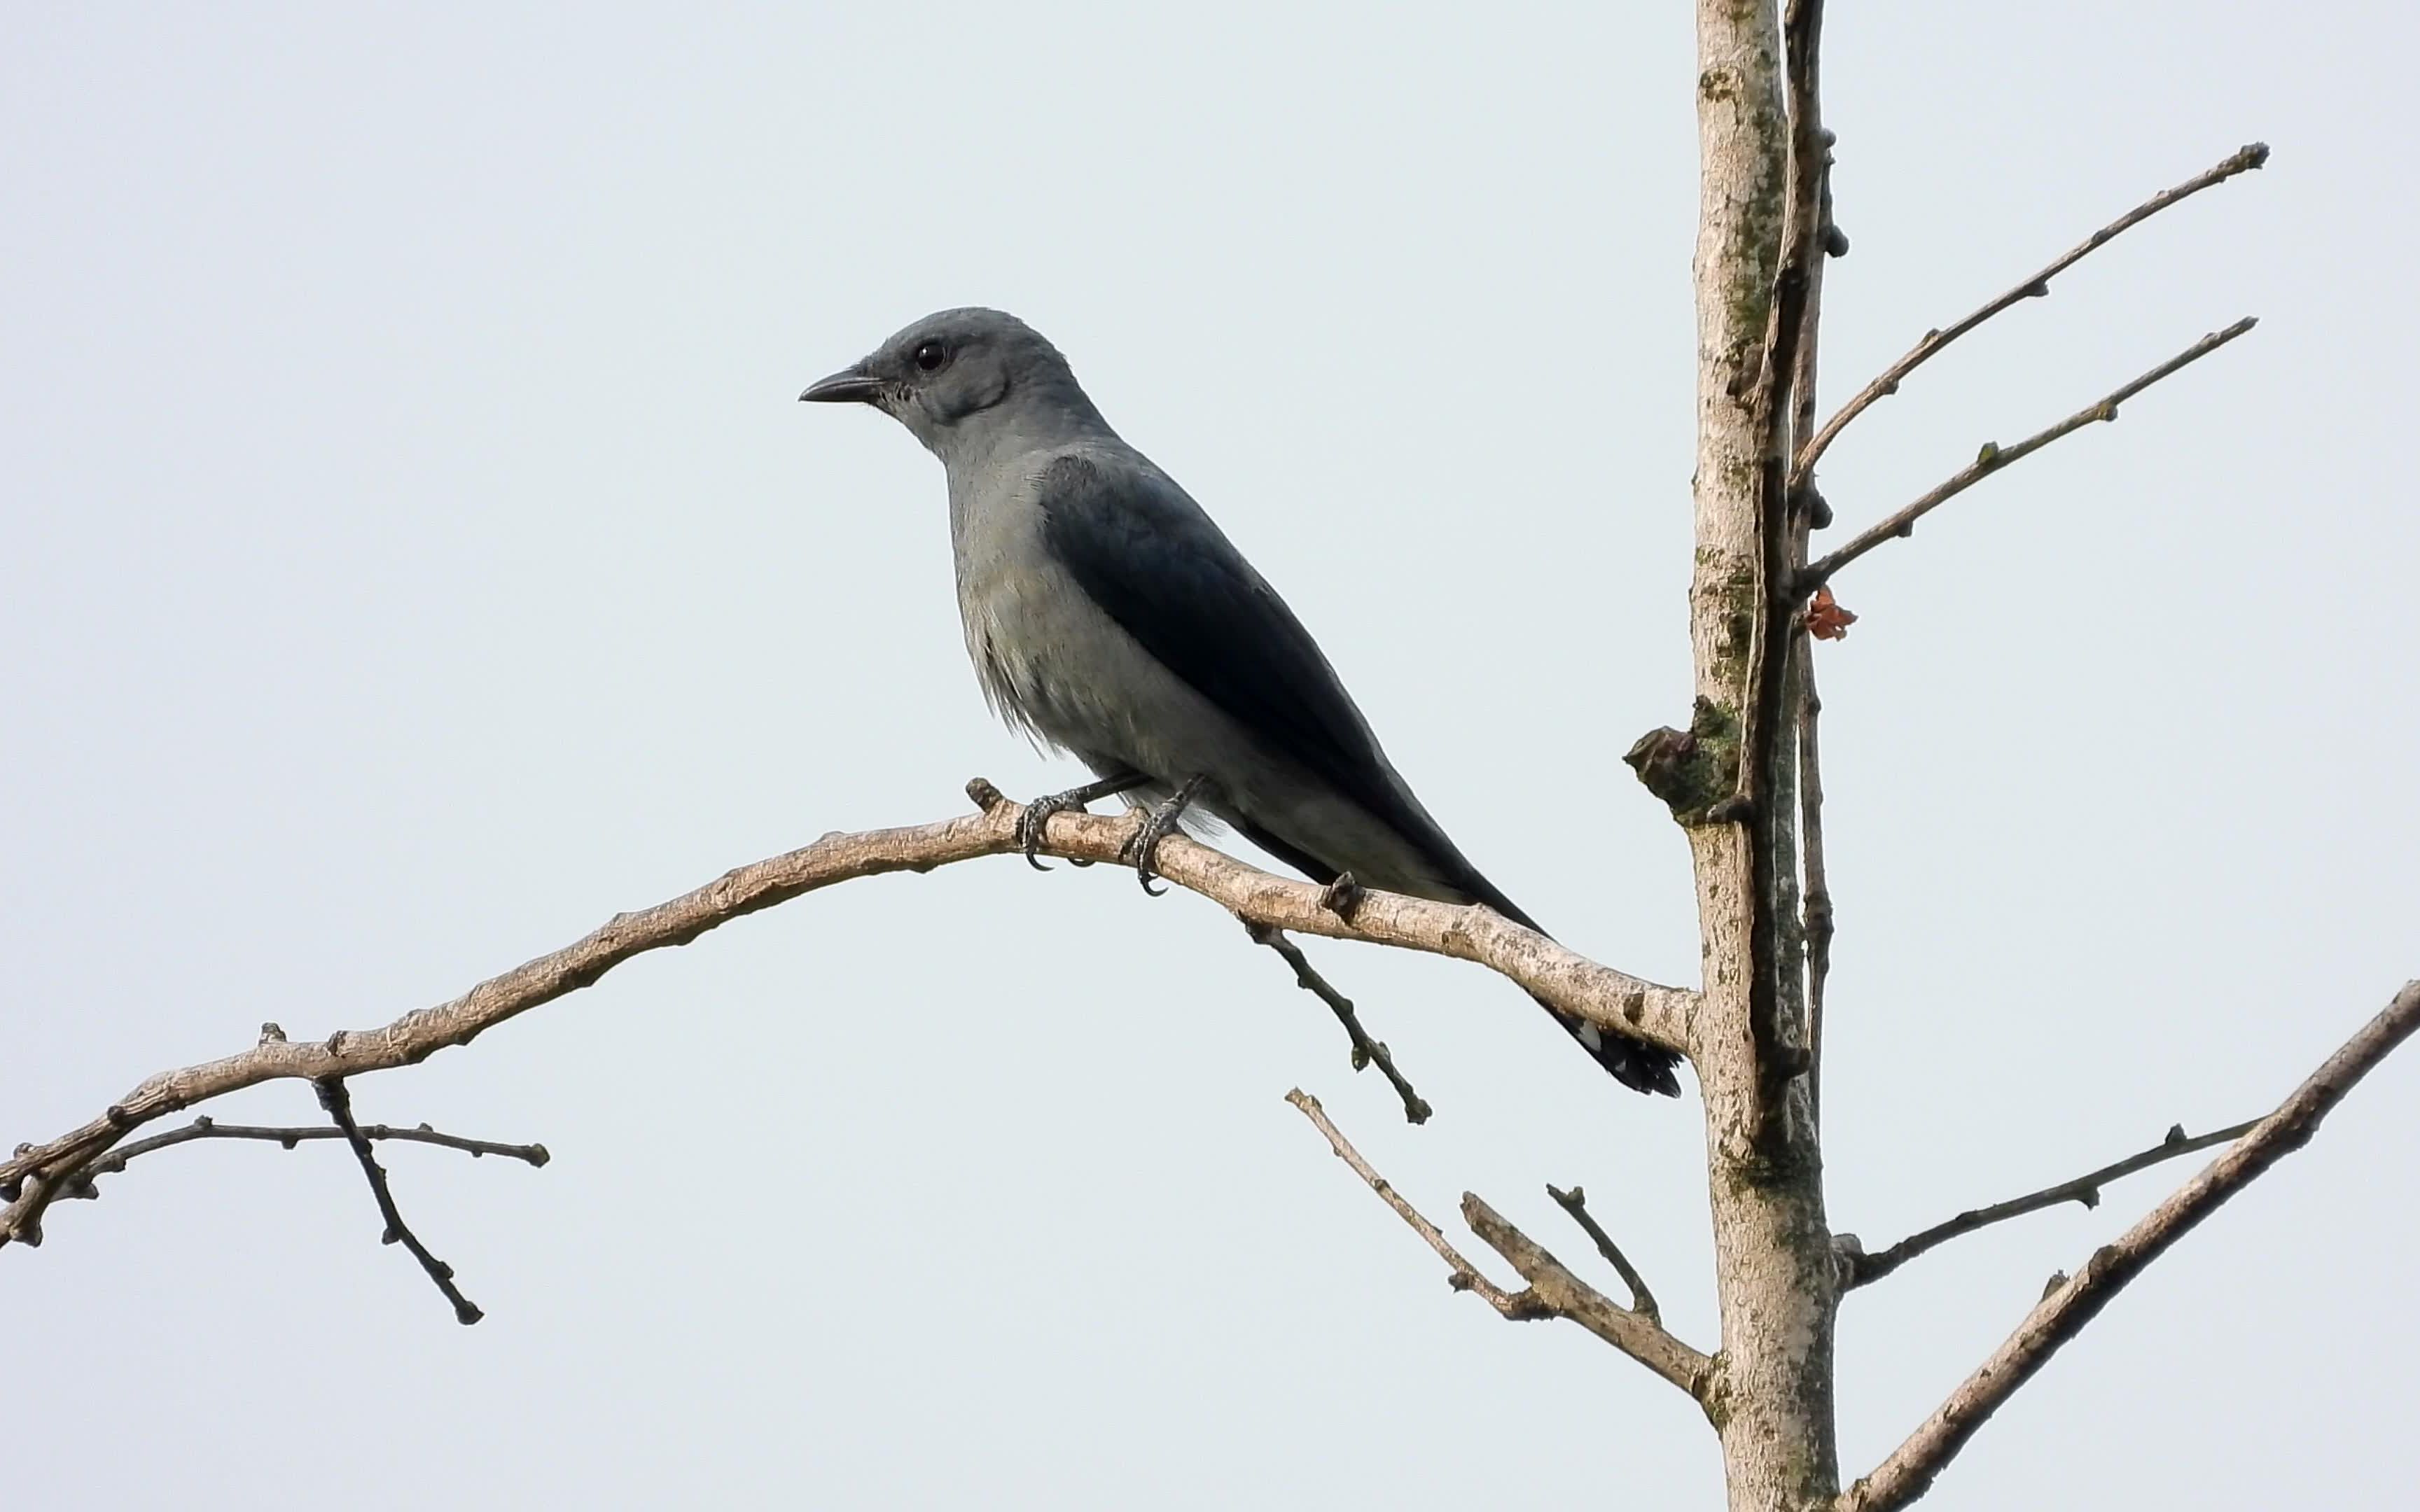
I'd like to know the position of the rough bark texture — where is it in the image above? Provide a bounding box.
[1690,2,1839,1506]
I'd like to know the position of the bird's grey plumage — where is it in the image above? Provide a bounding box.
[801,307,1681,1096]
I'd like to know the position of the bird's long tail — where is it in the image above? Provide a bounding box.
[1443,868,1683,1097]
[1239,820,1682,1097]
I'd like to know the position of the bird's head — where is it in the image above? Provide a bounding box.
[800,307,1101,458]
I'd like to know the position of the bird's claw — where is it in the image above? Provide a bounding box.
[1016,773,1150,871]
[1120,776,1208,897]
[1119,820,1174,895]
[1016,788,1093,870]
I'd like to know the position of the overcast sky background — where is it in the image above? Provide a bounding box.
[6,4,2414,1508]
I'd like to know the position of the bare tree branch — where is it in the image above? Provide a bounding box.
[314,1078,484,1325]
[58,1113,548,1202]
[1841,1117,2261,1290]
[1840,979,2420,1512]
[1284,1089,1526,1310]
[1715,0,1828,1151]
[1460,1194,1713,1402]
[1800,317,2258,592]
[1797,643,1834,1131]
[1674,0,1840,1499]
[1246,923,1431,1124]
[1,783,1695,1252]
[1783,0,1837,1135]
[1792,143,2269,489]
[1544,1182,1662,1321]
[1284,1090,1712,1403]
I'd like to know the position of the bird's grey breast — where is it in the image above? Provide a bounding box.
[945,442,1235,787]
[946,449,1118,755]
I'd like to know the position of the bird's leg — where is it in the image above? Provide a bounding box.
[1121,774,1211,896]
[1016,771,1149,871]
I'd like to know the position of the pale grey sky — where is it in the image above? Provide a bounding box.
[4,4,2413,1508]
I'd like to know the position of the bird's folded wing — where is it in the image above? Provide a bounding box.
[1034,450,1507,911]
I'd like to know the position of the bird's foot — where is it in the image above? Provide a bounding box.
[1017,773,1148,871]
[1120,774,1210,896]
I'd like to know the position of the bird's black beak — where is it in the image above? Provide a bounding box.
[799,365,884,404]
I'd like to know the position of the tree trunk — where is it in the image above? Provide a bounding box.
[1687,2,1839,1506]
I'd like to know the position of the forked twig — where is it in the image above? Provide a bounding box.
[1793,144,2269,488]
[1842,981,2420,1512]
[1802,318,2257,592]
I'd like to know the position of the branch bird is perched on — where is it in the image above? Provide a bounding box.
[800,308,1681,1096]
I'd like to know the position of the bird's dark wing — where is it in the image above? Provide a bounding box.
[1037,450,1681,1098]
[1035,451,1482,881]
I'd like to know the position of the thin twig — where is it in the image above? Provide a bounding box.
[1781,0,1837,1137]
[314,1078,484,1325]
[1,785,1697,1250]
[1284,1089,1527,1312]
[1783,0,1833,472]
[1842,1118,2260,1290]
[1801,318,2258,592]
[1799,645,1833,1131]
[1246,923,1431,1124]
[1544,1182,1661,1321]
[1792,143,2269,489]
[58,1114,550,1200]
[1285,1089,1713,1402]
[1722,0,1829,1149]
[1780,0,1833,1139]
[1840,979,2420,1512]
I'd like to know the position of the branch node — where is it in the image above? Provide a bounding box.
[1318,872,1366,923]
[964,777,1008,813]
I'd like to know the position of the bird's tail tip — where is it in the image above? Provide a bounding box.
[1549,1000,1684,1096]
[1601,1041,1685,1098]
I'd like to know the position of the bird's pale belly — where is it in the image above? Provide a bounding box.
[959,569,1457,899]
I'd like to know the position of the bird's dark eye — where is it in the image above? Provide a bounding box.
[912,340,950,373]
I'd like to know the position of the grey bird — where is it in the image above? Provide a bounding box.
[800,308,1680,1096]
